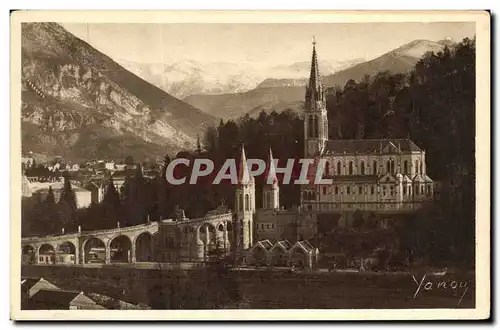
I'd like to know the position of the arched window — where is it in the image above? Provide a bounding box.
[404,160,408,174]
[238,195,243,211]
[358,186,362,194]
[337,162,341,175]
[347,186,350,194]
[371,186,375,195]
[324,161,330,176]
[420,162,423,175]
[349,161,353,175]
[244,194,249,211]
[323,187,327,195]
[308,117,314,138]
[386,160,391,174]
[314,116,319,138]
[335,186,338,194]
[373,161,377,175]
[415,160,419,174]
[360,161,365,175]
[391,160,395,174]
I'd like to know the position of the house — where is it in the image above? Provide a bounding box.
[21,277,60,309]
[28,289,106,310]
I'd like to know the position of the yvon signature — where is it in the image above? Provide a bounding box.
[412,274,469,307]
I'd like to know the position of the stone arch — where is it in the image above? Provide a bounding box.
[82,237,106,264]
[56,241,77,264]
[135,232,153,262]
[199,223,217,245]
[109,235,133,263]
[38,244,55,264]
[22,245,36,264]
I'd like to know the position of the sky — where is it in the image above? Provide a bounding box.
[61,22,475,67]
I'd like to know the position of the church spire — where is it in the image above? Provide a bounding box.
[265,147,278,186]
[309,36,321,92]
[237,144,253,184]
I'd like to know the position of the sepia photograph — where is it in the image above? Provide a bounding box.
[10,10,490,320]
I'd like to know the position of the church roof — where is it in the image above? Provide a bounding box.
[237,145,254,185]
[325,139,422,154]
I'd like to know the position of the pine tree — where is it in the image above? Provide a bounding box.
[102,179,121,229]
[42,186,60,234]
[58,176,77,227]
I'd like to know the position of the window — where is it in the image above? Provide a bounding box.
[361,161,365,175]
[373,161,377,175]
[335,186,338,194]
[336,162,341,175]
[308,117,314,138]
[421,186,424,194]
[312,192,316,200]
[324,162,330,176]
[383,186,387,196]
[415,187,419,196]
[266,224,270,229]
[245,194,249,211]
[347,186,350,194]
[359,186,362,194]
[415,160,419,174]
[349,161,353,175]
[390,186,394,196]
[371,186,375,195]
[420,162,423,175]
[404,160,408,175]
[323,187,327,195]
[314,116,319,138]
[403,186,407,195]
[238,195,243,211]
[391,160,395,174]
[427,185,431,194]
[272,224,275,229]
[386,160,391,174]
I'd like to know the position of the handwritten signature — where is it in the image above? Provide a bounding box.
[412,274,469,306]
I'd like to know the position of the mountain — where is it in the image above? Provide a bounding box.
[21,23,217,163]
[118,58,365,99]
[322,39,455,88]
[184,39,454,120]
[184,86,306,120]
[117,60,265,99]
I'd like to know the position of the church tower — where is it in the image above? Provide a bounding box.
[235,145,255,250]
[304,37,328,157]
[262,148,280,210]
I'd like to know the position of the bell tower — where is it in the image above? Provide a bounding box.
[304,37,328,157]
[262,148,280,210]
[234,145,255,251]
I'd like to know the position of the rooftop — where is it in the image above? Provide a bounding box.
[326,139,422,154]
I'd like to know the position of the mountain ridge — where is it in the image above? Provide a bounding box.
[21,22,217,162]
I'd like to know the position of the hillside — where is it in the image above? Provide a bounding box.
[184,86,306,120]
[322,39,453,88]
[21,23,217,162]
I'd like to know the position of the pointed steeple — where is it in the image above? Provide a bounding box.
[265,147,278,186]
[237,144,253,184]
[308,36,321,93]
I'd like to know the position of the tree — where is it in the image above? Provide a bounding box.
[41,186,60,234]
[58,176,77,227]
[352,209,364,229]
[124,155,134,166]
[102,179,121,229]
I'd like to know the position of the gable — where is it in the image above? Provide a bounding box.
[382,141,399,154]
[379,173,396,183]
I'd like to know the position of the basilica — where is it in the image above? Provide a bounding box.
[242,40,436,267]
